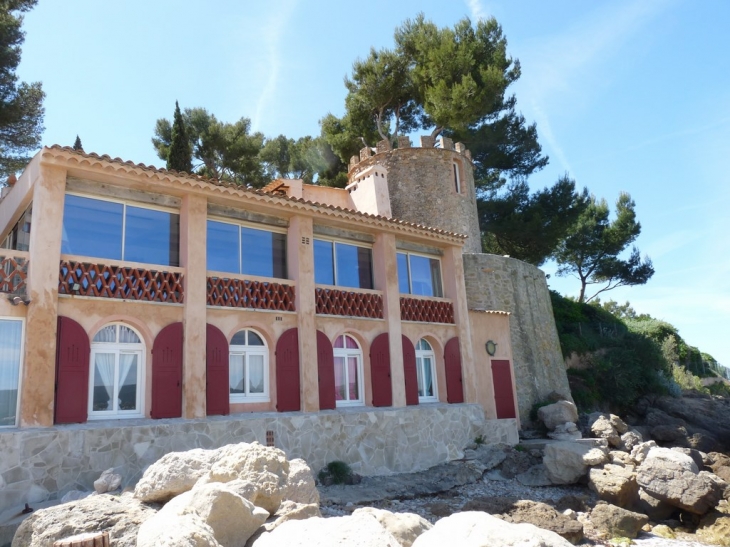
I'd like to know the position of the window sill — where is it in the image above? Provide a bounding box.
[418,397,439,404]
[230,396,270,404]
[88,412,144,420]
[335,401,364,408]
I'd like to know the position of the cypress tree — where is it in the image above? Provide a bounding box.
[167,101,192,172]
[73,135,83,150]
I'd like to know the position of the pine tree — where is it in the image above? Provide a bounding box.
[167,101,192,172]
[73,135,82,150]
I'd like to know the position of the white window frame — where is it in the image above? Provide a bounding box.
[416,338,438,403]
[397,251,444,298]
[229,329,270,403]
[207,216,288,278]
[88,323,145,420]
[0,317,24,428]
[63,192,179,267]
[313,236,374,289]
[333,334,364,407]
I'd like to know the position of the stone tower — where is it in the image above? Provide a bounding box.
[348,135,482,254]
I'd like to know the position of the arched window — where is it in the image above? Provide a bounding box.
[416,339,438,402]
[333,334,363,406]
[89,323,144,419]
[229,329,269,402]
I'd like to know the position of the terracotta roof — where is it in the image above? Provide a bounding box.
[42,146,467,242]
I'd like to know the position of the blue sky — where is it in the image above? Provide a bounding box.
[16,0,730,367]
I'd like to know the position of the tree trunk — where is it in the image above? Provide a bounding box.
[430,126,444,139]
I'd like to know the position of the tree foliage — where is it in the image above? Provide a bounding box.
[0,0,44,177]
[166,101,192,173]
[479,175,589,265]
[554,192,654,302]
[72,135,82,151]
[152,107,265,186]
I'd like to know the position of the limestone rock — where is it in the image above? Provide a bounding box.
[630,441,657,465]
[245,501,321,547]
[93,468,123,494]
[610,415,629,435]
[708,452,730,483]
[548,422,582,441]
[353,508,432,547]
[159,482,269,547]
[589,502,648,539]
[504,500,584,544]
[671,447,704,470]
[650,524,676,539]
[633,488,676,521]
[516,464,553,487]
[538,401,579,431]
[591,415,621,448]
[12,494,156,547]
[198,442,289,514]
[137,512,219,547]
[284,459,320,505]
[544,442,609,485]
[636,447,724,514]
[620,431,643,452]
[499,449,537,479]
[252,513,402,547]
[609,451,635,467]
[460,495,517,514]
[472,443,508,469]
[588,464,639,508]
[411,511,573,547]
[651,424,688,443]
[134,448,214,502]
[697,512,730,547]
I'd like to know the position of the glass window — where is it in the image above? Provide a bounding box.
[89,323,144,419]
[1,204,32,251]
[415,338,437,402]
[396,252,443,297]
[206,220,287,279]
[314,239,373,289]
[333,334,363,406]
[229,329,269,402]
[0,319,22,427]
[62,194,179,266]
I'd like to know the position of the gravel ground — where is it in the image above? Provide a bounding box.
[320,471,716,546]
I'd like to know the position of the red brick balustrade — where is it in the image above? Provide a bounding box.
[207,277,295,311]
[59,261,184,303]
[400,297,455,323]
[0,255,28,294]
[315,287,384,319]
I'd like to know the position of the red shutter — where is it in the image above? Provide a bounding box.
[444,337,464,404]
[54,316,90,424]
[370,333,392,407]
[491,360,517,419]
[317,331,336,410]
[151,322,183,419]
[402,335,419,406]
[206,324,229,416]
[276,328,300,412]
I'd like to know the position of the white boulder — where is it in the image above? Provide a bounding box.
[134,448,214,502]
[543,442,609,485]
[353,508,432,547]
[538,401,579,431]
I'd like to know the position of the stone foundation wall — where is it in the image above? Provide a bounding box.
[463,253,572,422]
[0,404,517,514]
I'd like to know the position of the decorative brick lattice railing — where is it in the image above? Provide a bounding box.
[207,277,295,311]
[400,297,455,323]
[0,255,28,294]
[59,261,184,303]
[315,288,384,319]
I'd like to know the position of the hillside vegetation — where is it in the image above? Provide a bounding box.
[550,291,729,412]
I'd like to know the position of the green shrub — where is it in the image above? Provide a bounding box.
[319,460,352,485]
[474,434,485,446]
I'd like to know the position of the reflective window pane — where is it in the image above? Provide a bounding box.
[334,335,344,349]
[207,220,240,273]
[335,243,372,289]
[231,331,247,346]
[241,227,286,278]
[93,353,116,412]
[93,325,117,343]
[118,354,138,411]
[334,356,346,400]
[422,357,434,397]
[62,195,122,260]
[248,331,264,346]
[314,239,334,285]
[348,356,359,400]
[345,335,358,349]
[125,206,180,266]
[409,255,443,297]
[0,320,22,426]
[248,355,265,394]
[416,357,424,397]
[119,326,140,344]
[229,354,245,393]
[396,253,410,293]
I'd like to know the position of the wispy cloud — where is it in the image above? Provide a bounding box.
[251,0,299,132]
[465,0,488,21]
[518,0,674,172]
